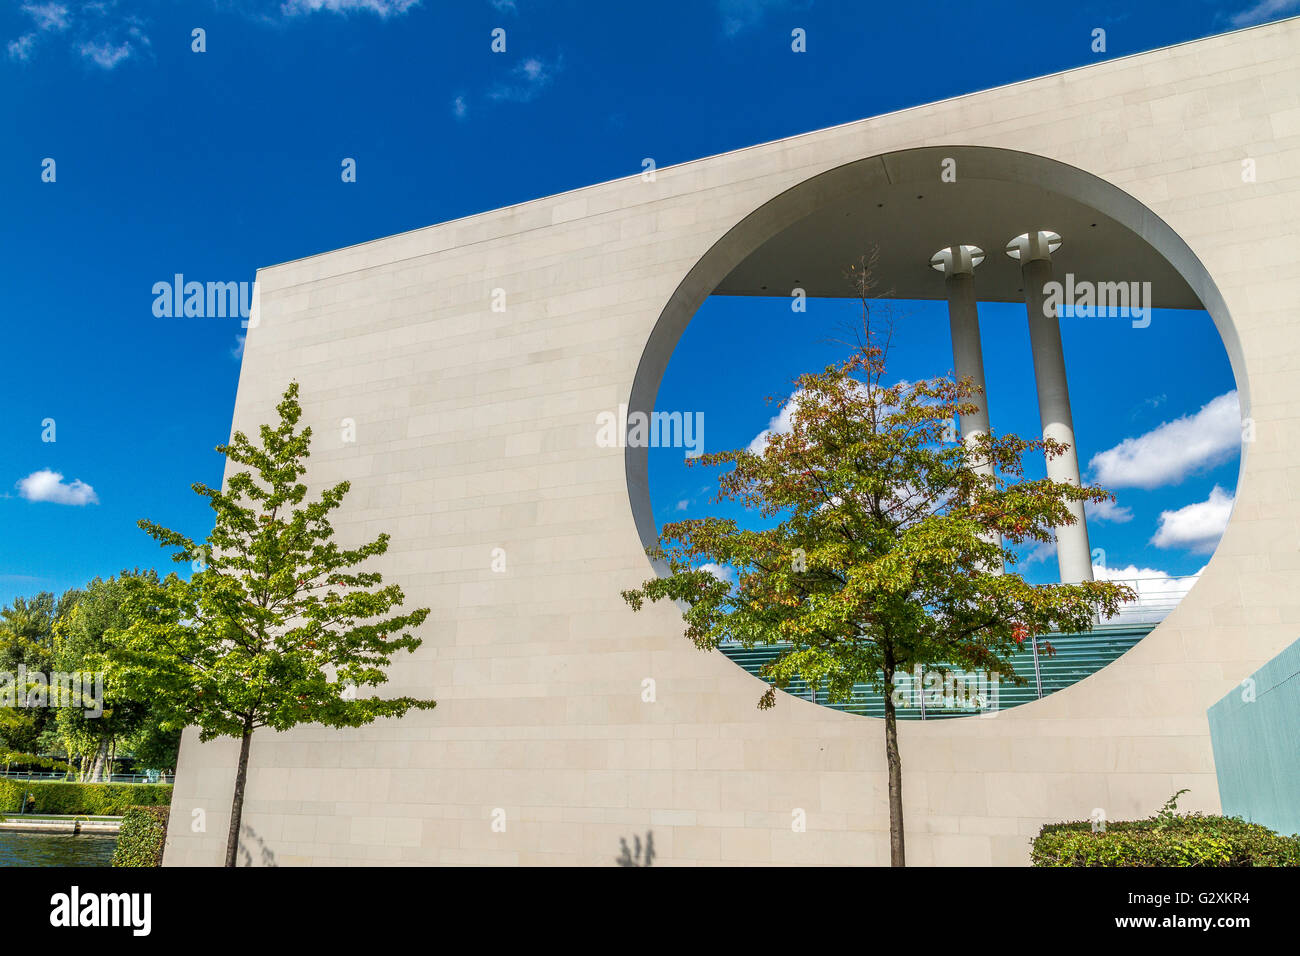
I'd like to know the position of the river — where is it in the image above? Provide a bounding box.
[0,831,117,866]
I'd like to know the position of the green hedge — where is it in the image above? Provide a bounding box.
[0,779,173,816]
[1032,813,1300,867]
[112,806,171,867]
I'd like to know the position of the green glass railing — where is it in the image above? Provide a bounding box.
[719,623,1156,719]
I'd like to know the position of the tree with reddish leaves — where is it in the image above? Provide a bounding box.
[622,259,1132,866]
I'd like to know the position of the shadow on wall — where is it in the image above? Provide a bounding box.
[239,822,278,867]
[616,831,655,867]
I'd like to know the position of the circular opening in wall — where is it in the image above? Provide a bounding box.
[626,146,1245,720]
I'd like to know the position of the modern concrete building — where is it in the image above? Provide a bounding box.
[164,18,1300,866]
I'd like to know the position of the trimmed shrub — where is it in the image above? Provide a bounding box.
[0,779,173,816]
[1032,814,1300,867]
[111,806,171,867]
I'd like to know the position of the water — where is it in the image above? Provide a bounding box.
[0,831,118,867]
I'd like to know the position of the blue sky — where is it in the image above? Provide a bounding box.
[650,297,1239,600]
[0,0,1285,607]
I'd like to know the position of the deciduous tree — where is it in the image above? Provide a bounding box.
[622,264,1132,866]
[110,383,435,867]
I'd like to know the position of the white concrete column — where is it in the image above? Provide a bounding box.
[1006,231,1094,584]
[931,244,1002,572]
[930,245,992,461]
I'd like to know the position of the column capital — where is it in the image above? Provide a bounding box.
[1005,230,1062,263]
[929,244,985,278]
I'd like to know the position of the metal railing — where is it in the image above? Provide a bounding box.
[0,770,170,784]
[1097,574,1196,626]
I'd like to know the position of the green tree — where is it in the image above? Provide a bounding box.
[621,281,1132,866]
[109,382,435,866]
[54,572,168,781]
[122,719,182,777]
[0,590,74,755]
[0,592,59,673]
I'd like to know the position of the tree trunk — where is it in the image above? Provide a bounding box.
[224,718,254,868]
[882,661,906,867]
[88,740,109,783]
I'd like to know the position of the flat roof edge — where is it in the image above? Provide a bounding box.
[258,15,1300,276]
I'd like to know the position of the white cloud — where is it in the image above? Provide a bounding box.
[80,38,132,68]
[718,0,797,36]
[1229,0,1300,27]
[748,388,805,454]
[488,55,561,103]
[9,2,149,70]
[8,34,37,60]
[675,499,689,512]
[698,563,737,587]
[489,0,518,11]
[16,469,99,506]
[1151,486,1234,553]
[8,2,69,61]
[1085,497,1133,523]
[1021,537,1057,567]
[22,2,70,32]
[1088,391,1241,490]
[280,0,421,16]
[452,94,468,119]
[1093,561,1204,624]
